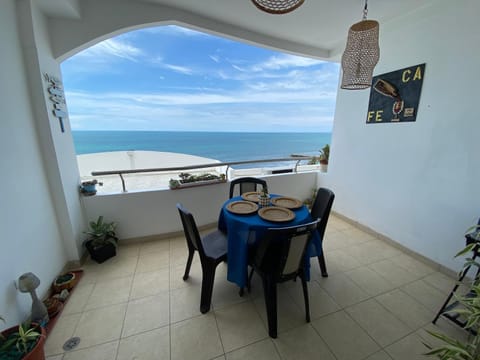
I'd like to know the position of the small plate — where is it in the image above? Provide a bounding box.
[271,196,303,209]
[241,191,261,202]
[226,201,259,215]
[258,206,295,222]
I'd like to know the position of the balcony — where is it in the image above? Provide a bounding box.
[2,0,479,359]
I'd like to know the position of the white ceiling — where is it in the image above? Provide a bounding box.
[38,0,434,59]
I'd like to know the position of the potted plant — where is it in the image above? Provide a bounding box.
[258,187,270,208]
[84,216,118,263]
[0,317,46,360]
[79,179,103,196]
[424,224,480,359]
[169,172,226,189]
[319,144,330,173]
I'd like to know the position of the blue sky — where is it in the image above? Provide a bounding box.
[61,25,340,132]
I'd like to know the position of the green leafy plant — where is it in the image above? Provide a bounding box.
[424,224,480,359]
[84,216,118,249]
[319,144,330,164]
[169,172,225,189]
[0,320,43,358]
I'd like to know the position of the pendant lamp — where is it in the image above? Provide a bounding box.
[341,0,379,89]
[251,0,304,14]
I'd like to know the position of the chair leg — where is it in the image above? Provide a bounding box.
[200,262,216,314]
[247,267,254,293]
[262,276,278,338]
[318,253,328,277]
[300,274,311,323]
[183,249,195,281]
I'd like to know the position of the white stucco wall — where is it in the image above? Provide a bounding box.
[324,0,480,271]
[0,0,67,327]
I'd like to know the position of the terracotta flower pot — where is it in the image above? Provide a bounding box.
[1,324,46,360]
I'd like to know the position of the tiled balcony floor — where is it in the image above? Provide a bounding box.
[45,216,467,360]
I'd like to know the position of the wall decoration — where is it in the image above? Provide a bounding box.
[44,73,67,132]
[366,63,426,124]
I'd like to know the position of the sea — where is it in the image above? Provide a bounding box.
[72,131,331,168]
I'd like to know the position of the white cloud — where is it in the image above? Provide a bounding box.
[77,38,143,62]
[209,55,220,63]
[163,64,194,75]
[252,54,325,71]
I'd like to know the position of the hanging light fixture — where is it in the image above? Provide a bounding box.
[341,0,379,90]
[251,0,305,14]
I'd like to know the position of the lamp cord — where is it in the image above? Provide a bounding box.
[363,0,368,20]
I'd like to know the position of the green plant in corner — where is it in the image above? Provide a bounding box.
[84,215,118,249]
[424,224,480,359]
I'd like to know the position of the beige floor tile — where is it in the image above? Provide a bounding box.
[287,280,340,319]
[363,350,393,360]
[170,245,200,268]
[328,216,353,231]
[73,303,126,349]
[122,292,170,337]
[215,301,268,353]
[117,326,170,360]
[63,341,118,360]
[325,249,363,274]
[139,238,170,255]
[273,324,335,360]
[368,259,418,287]
[94,256,138,281]
[170,261,202,290]
[345,266,395,296]
[341,228,377,245]
[170,284,203,323]
[401,279,448,312]
[385,332,428,360]
[44,313,81,356]
[84,276,133,310]
[312,310,380,360]
[323,231,356,251]
[317,273,370,308]
[130,267,169,300]
[46,356,64,360]
[375,289,434,330]
[344,240,400,265]
[226,339,280,360]
[390,254,436,278]
[422,271,456,293]
[62,282,95,315]
[136,251,170,273]
[117,242,141,258]
[346,299,411,347]
[171,314,223,360]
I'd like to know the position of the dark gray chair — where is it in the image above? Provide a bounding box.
[249,220,319,338]
[176,203,228,314]
[229,177,268,198]
[310,187,335,277]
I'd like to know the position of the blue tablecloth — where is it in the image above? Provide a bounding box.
[218,195,322,288]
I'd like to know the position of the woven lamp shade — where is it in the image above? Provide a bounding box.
[341,19,380,90]
[251,0,304,14]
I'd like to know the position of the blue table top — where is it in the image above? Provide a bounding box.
[218,195,322,288]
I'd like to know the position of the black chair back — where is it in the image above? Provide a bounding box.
[177,203,207,259]
[229,177,268,198]
[253,220,319,282]
[310,188,335,240]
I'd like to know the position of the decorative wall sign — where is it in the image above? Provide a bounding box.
[366,63,426,124]
[44,73,67,132]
